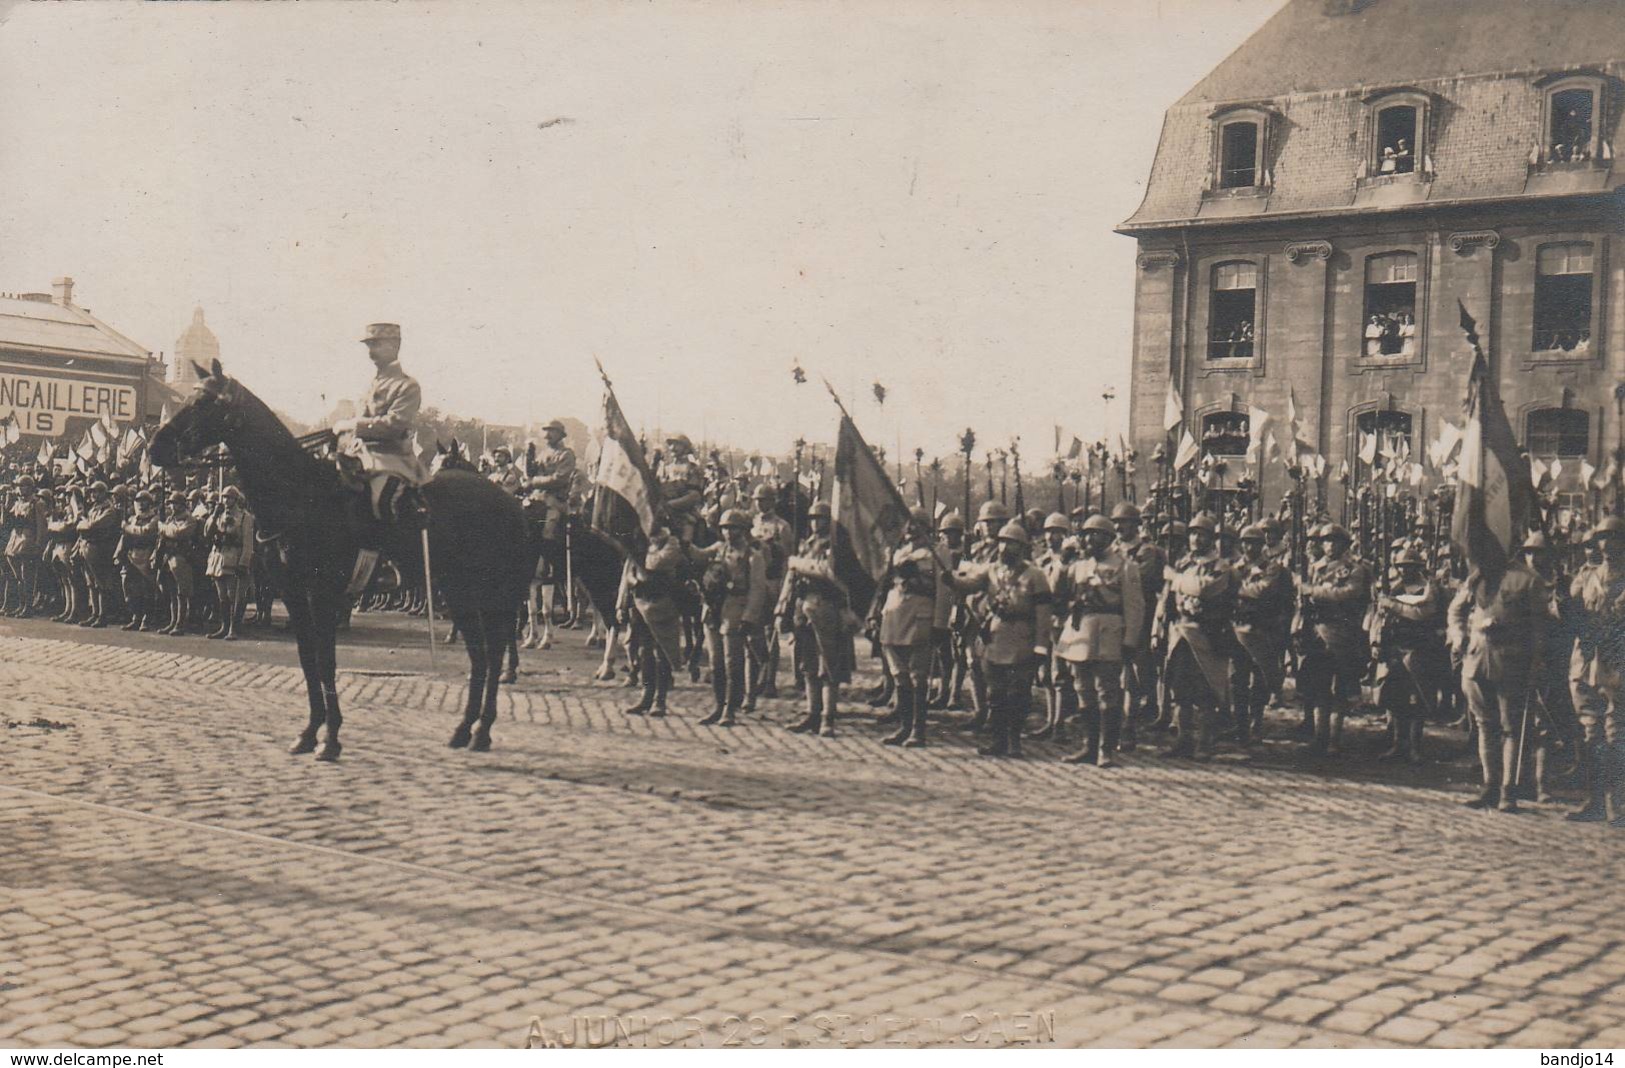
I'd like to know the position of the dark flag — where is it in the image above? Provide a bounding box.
[590,379,664,554]
[1458,299,1480,353]
[1451,305,1533,582]
[831,413,909,617]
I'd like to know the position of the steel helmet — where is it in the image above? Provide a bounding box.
[996,520,1030,545]
[222,485,244,501]
[975,500,1010,524]
[752,483,776,500]
[134,490,154,505]
[1162,520,1187,540]
[492,445,511,458]
[1042,512,1070,532]
[1110,501,1141,522]
[1187,512,1219,534]
[720,508,751,529]
[1081,514,1115,535]
[808,500,832,519]
[665,433,694,453]
[1319,522,1352,543]
[1393,546,1425,566]
[1239,522,1267,541]
[1025,508,1045,527]
[542,419,567,434]
[90,481,109,495]
[908,505,932,529]
[937,510,965,533]
[16,473,35,488]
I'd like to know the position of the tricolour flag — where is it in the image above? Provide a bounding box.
[589,381,663,554]
[1451,308,1535,583]
[831,413,910,617]
[1173,429,1199,470]
[1163,381,1183,432]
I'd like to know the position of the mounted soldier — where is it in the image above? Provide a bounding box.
[331,323,430,533]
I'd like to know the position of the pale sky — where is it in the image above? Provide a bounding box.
[0,0,1284,461]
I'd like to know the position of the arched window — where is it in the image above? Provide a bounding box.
[1208,261,1257,360]
[1375,105,1417,174]
[1363,252,1418,358]
[1201,412,1249,457]
[1536,73,1610,166]
[1527,408,1589,458]
[1533,243,1594,353]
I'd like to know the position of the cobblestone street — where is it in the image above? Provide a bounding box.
[1,616,1622,1049]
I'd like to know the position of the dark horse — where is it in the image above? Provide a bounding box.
[149,360,529,758]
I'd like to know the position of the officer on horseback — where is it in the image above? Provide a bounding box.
[331,323,429,528]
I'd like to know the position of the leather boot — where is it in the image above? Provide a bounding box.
[1498,735,1521,812]
[1466,728,1501,809]
[882,691,914,746]
[903,703,928,747]
[819,684,838,737]
[977,702,1009,757]
[788,680,823,733]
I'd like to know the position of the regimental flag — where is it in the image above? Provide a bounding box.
[830,413,910,617]
[589,379,663,554]
[1164,381,1183,432]
[1452,307,1535,583]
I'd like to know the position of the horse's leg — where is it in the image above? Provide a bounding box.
[450,610,485,748]
[474,607,511,751]
[537,582,555,650]
[501,625,519,685]
[284,594,325,754]
[593,609,618,681]
[314,590,344,761]
[520,581,538,648]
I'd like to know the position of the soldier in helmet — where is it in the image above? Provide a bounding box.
[1112,500,1164,749]
[157,490,199,635]
[751,482,795,699]
[3,473,47,617]
[117,490,160,632]
[943,520,1053,757]
[487,445,525,495]
[1517,531,1579,799]
[1029,511,1078,740]
[959,499,1010,729]
[1023,507,1046,538]
[867,506,949,747]
[618,514,687,719]
[1372,545,1446,764]
[1298,523,1372,756]
[658,434,705,542]
[523,419,578,642]
[1565,516,1625,825]
[204,485,255,641]
[1447,533,1549,813]
[1230,522,1292,747]
[778,499,851,737]
[925,509,970,712]
[331,323,430,529]
[1054,513,1144,766]
[74,481,121,628]
[1158,512,1236,760]
[692,507,769,726]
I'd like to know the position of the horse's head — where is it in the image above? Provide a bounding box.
[149,358,242,468]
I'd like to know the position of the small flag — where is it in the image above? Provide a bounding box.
[1530,457,1549,486]
[1359,432,1377,466]
[88,421,108,449]
[1066,436,1082,460]
[1173,429,1199,470]
[872,381,887,407]
[1458,299,1480,354]
[1580,458,1597,486]
[36,439,52,466]
[1550,458,1564,481]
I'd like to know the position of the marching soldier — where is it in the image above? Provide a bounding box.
[1298,523,1371,756]
[1566,516,1625,826]
[694,508,769,726]
[1372,546,1446,764]
[1448,549,1548,813]
[868,506,949,747]
[1159,512,1235,761]
[778,500,852,737]
[1112,501,1164,750]
[943,520,1053,758]
[1054,513,1143,767]
[1230,522,1292,747]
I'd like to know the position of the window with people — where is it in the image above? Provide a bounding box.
[1526,407,1589,458]
[1376,105,1416,175]
[1548,87,1595,163]
[1533,243,1593,354]
[1363,252,1418,357]
[1201,412,1249,457]
[1208,262,1257,360]
[1355,409,1413,481]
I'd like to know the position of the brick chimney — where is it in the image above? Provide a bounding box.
[51,276,75,306]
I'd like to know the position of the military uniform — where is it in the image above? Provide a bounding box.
[1160,525,1236,760]
[618,531,688,717]
[1372,560,1447,763]
[778,512,853,736]
[1116,531,1165,738]
[1230,536,1293,746]
[1053,523,1144,766]
[527,439,577,542]
[658,443,705,542]
[1566,532,1625,823]
[1448,564,1548,810]
[74,491,121,627]
[871,522,950,747]
[488,459,525,496]
[3,484,47,616]
[117,499,160,631]
[947,525,1053,757]
[342,340,429,493]
[157,497,199,635]
[1298,535,1372,754]
[694,513,769,725]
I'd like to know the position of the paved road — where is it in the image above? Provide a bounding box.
[1,615,1622,1048]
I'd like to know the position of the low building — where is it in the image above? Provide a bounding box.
[0,277,176,440]
[1122,0,1625,512]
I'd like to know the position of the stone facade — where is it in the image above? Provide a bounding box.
[1120,0,1625,508]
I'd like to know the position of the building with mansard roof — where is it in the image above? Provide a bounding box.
[1121,0,1625,510]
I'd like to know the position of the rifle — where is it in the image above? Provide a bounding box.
[1011,439,1025,518]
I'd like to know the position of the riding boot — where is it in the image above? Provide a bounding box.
[882,690,914,746]
[1533,745,1554,803]
[977,701,1009,757]
[1161,703,1196,759]
[1606,743,1625,826]
[1192,709,1216,763]
[968,663,989,730]
[698,705,726,726]
[1309,705,1331,755]
[1407,720,1425,764]
[625,668,656,716]
[819,684,838,737]
[1570,744,1608,820]
[1099,705,1122,768]
[788,680,823,733]
[1466,728,1501,809]
[1498,735,1521,812]
[902,702,928,747]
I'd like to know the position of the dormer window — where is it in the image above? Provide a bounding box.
[1361,88,1433,180]
[1534,72,1612,166]
[1207,104,1274,193]
[1219,122,1258,188]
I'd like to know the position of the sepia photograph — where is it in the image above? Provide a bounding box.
[0,0,1623,1054]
